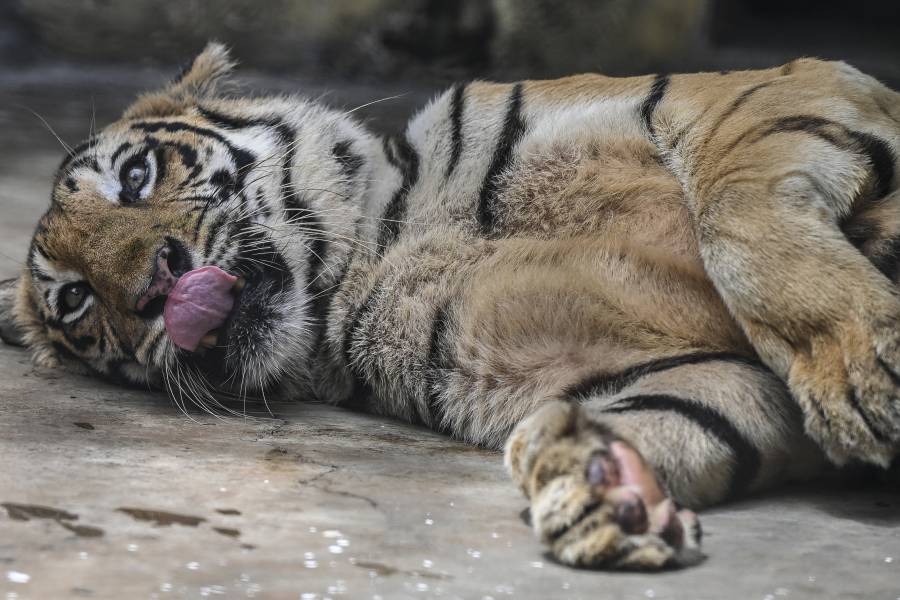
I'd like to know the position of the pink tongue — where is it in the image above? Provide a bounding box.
[163,266,237,351]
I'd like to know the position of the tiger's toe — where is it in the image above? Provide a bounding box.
[506,401,704,570]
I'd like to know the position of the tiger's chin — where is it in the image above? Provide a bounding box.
[178,269,316,400]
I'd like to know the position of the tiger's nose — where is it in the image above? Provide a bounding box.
[135,241,189,315]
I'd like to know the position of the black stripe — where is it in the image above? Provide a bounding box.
[377,135,420,250]
[722,114,840,158]
[56,137,98,175]
[97,328,107,354]
[27,243,55,282]
[669,117,700,151]
[877,356,900,387]
[99,317,134,363]
[843,217,879,249]
[847,130,895,200]
[153,147,168,189]
[52,341,81,363]
[762,115,843,147]
[140,329,166,365]
[135,120,231,143]
[545,500,603,544]
[253,188,271,219]
[66,155,100,174]
[868,237,900,279]
[332,140,365,181]
[340,279,385,410]
[146,330,164,364]
[604,393,761,499]
[191,199,214,244]
[132,120,256,190]
[203,212,229,260]
[209,169,235,204]
[342,282,382,367]
[731,118,895,203]
[425,301,455,432]
[173,142,198,171]
[446,83,467,179]
[215,108,331,284]
[477,83,526,235]
[281,160,329,282]
[308,256,353,370]
[110,142,132,167]
[703,81,774,147]
[319,250,358,360]
[197,107,302,190]
[846,389,890,444]
[639,74,670,139]
[565,351,767,401]
[194,108,305,285]
[197,106,269,130]
[67,334,96,352]
[0,278,24,346]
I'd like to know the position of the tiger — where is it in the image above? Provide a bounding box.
[1,41,899,570]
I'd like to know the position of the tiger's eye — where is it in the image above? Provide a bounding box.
[62,284,87,310]
[125,163,148,191]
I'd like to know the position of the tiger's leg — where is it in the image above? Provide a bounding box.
[334,235,826,569]
[443,238,826,569]
[505,357,825,569]
[672,61,900,465]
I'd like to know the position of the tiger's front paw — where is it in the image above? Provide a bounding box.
[505,401,703,570]
[788,315,900,466]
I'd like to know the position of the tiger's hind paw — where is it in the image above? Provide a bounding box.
[505,401,704,570]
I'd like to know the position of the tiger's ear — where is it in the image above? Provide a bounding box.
[123,41,236,119]
[0,277,25,347]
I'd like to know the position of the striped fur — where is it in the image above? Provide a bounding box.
[2,44,900,569]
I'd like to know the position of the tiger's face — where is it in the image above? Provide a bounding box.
[0,43,376,402]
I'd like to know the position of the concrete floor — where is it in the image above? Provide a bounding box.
[1,69,899,600]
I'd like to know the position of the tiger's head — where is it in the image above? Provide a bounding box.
[0,43,385,403]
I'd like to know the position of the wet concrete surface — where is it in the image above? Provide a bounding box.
[1,68,899,599]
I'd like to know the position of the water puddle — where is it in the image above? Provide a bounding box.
[353,560,453,581]
[212,527,240,538]
[3,503,76,521]
[58,522,104,538]
[116,507,206,527]
[2,502,104,538]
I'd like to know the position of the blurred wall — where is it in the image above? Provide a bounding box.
[2,0,898,85]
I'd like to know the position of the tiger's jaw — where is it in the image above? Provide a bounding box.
[178,251,316,395]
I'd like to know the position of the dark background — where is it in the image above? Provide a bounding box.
[0,0,897,147]
[1,0,898,86]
